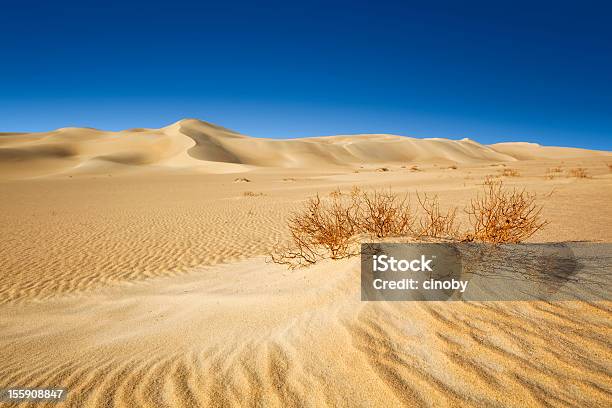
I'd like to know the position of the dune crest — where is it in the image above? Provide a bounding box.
[2,118,596,180]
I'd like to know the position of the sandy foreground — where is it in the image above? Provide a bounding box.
[1,119,611,407]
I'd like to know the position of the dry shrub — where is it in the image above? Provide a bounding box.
[464,177,548,244]
[376,167,390,172]
[544,167,563,180]
[416,193,459,239]
[271,179,549,267]
[353,189,414,238]
[607,163,612,172]
[568,168,590,178]
[483,174,502,181]
[499,168,520,177]
[447,165,458,170]
[410,165,420,172]
[270,194,359,268]
[243,191,264,197]
[234,177,251,183]
[329,189,343,199]
[270,188,415,267]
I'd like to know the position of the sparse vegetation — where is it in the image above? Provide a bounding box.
[376,167,390,172]
[234,177,251,183]
[328,189,343,198]
[544,167,563,180]
[353,188,415,238]
[271,178,547,267]
[463,177,548,244]
[243,191,265,197]
[270,193,359,268]
[447,165,458,170]
[499,168,520,177]
[568,168,590,178]
[416,193,460,239]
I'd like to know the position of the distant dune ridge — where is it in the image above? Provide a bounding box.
[1,118,609,179]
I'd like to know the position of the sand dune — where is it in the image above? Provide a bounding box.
[4,118,609,180]
[1,119,611,407]
[490,142,612,160]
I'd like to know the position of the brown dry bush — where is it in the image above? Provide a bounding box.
[499,168,520,177]
[329,189,343,199]
[270,188,415,267]
[607,163,612,172]
[270,194,359,268]
[415,193,460,239]
[271,179,549,267]
[464,177,548,244]
[353,189,415,238]
[544,167,563,180]
[568,168,590,178]
[243,191,265,197]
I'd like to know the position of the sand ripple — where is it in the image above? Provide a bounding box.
[0,257,610,407]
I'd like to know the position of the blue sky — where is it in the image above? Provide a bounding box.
[1,0,611,149]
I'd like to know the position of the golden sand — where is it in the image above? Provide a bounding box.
[1,119,611,406]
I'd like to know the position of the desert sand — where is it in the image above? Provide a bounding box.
[1,119,611,407]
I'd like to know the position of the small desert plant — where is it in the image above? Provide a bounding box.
[499,168,520,177]
[376,167,390,172]
[544,166,563,180]
[447,165,458,170]
[483,174,502,182]
[410,165,420,172]
[464,177,548,244]
[353,189,414,238]
[329,189,343,198]
[270,188,415,267]
[415,193,460,239]
[243,191,264,197]
[234,177,251,183]
[568,168,590,178]
[270,193,359,268]
[271,179,549,267]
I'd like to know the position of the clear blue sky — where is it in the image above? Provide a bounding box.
[1,0,611,149]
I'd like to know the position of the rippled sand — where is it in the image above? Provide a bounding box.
[1,122,611,407]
